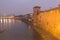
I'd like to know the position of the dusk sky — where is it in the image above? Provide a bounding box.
[0,0,60,15]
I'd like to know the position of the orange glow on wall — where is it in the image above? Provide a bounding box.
[33,6,60,40]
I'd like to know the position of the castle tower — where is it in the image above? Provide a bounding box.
[58,4,60,8]
[33,6,41,26]
[33,6,41,15]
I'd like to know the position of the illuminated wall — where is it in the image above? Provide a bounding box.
[37,7,60,39]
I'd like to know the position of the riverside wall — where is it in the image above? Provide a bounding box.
[33,6,60,40]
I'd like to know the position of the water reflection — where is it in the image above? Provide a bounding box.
[0,18,14,32]
[0,19,42,40]
[15,19,22,23]
[0,18,14,24]
[0,19,3,23]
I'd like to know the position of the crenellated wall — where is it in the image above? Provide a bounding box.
[33,6,60,40]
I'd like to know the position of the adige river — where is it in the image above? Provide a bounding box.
[0,18,42,40]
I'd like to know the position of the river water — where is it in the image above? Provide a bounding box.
[0,19,42,40]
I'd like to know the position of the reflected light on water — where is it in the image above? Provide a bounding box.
[0,19,3,23]
[0,18,14,24]
[0,18,15,31]
[9,19,12,23]
[4,19,6,23]
[0,18,42,40]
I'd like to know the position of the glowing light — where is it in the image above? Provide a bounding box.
[0,19,3,23]
[0,18,14,24]
[8,19,11,23]
[4,19,6,23]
